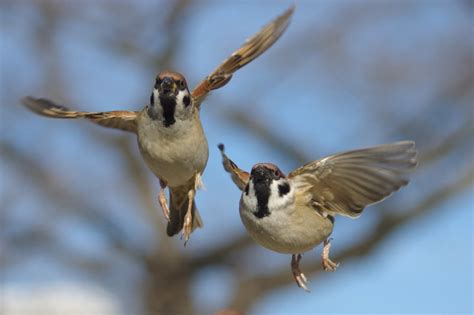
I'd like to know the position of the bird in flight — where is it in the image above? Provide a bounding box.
[218,141,417,291]
[22,6,295,243]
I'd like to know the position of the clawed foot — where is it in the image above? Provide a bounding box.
[182,205,193,245]
[322,238,340,272]
[291,254,310,292]
[158,180,170,222]
[181,179,197,246]
[322,257,339,271]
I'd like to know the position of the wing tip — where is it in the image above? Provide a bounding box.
[20,95,38,109]
[21,95,62,109]
[21,95,33,103]
[284,4,296,17]
[217,143,225,152]
[20,95,50,114]
[398,140,418,169]
[275,4,296,32]
[255,4,295,43]
[377,140,419,171]
[282,4,296,18]
[388,140,416,149]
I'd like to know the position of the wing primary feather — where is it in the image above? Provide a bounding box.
[192,6,295,108]
[290,141,418,218]
[21,96,138,133]
[218,143,250,191]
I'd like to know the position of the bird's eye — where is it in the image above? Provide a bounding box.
[178,80,186,90]
[274,170,280,177]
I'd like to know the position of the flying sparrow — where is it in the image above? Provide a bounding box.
[21,6,295,243]
[218,141,417,291]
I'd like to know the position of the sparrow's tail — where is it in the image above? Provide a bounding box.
[166,187,203,237]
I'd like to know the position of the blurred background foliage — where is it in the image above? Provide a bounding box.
[0,1,472,314]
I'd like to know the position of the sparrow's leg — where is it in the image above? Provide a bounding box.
[158,179,170,222]
[182,174,201,244]
[291,254,310,292]
[322,238,340,271]
[182,188,195,244]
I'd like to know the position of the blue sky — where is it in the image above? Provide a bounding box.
[1,1,472,314]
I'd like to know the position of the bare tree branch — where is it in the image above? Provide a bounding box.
[1,140,146,262]
[2,2,472,315]
[221,107,311,165]
[1,225,110,274]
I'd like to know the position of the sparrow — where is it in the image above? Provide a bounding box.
[218,141,417,291]
[21,6,295,243]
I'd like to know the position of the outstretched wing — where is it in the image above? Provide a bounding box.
[22,96,138,133]
[191,6,294,108]
[218,144,250,191]
[289,141,418,218]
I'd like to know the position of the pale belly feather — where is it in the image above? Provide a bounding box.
[240,201,334,254]
[136,113,208,187]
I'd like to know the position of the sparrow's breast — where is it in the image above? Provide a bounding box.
[136,112,209,187]
[239,200,334,254]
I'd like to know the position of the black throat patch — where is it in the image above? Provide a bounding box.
[159,94,176,127]
[253,181,271,219]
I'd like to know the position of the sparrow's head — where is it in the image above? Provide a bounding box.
[250,163,286,185]
[147,70,193,127]
[243,163,293,218]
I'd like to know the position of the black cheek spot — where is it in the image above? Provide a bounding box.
[183,95,191,107]
[147,105,158,120]
[278,182,290,197]
[150,92,154,105]
[327,215,335,224]
[244,185,249,195]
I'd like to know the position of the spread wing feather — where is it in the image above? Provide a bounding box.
[289,141,417,218]
[22,96,138,133]
[218,144,250,191]
[191,6,294,108]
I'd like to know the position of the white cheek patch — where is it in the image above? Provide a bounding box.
[268,179,294,211]
[176,90,191,109]
[147,89,162,121]
[242,181,258,211]
[173,90,192,122]
[152,89,162,110]
[242,179,294,216]
[153,89,159,100]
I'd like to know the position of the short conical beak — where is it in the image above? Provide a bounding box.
[251,166,272,185]
[160,77,177,95]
